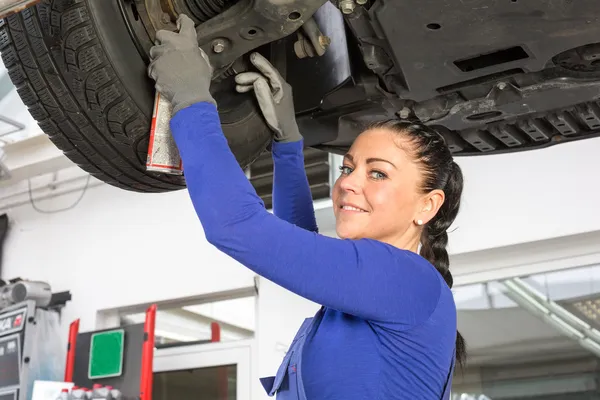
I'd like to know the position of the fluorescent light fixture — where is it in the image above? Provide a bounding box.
[580,337,600,355]
[502,280,550,314]
[501,278,600,358]
[566,297,600,323]
[508,277,600,343]
[547,314,585,340]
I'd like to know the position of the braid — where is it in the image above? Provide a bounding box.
[421,229,452,287]
[419,161,466,369]
[368,119,467,369]
[420,160,461,287]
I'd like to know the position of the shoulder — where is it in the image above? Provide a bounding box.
[355,238,443,286]
[352,238,446,324]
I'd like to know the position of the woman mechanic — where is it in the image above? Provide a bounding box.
[148,14,466,399]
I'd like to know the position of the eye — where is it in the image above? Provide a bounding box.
[370,170,387,180]
[339,165,353,175]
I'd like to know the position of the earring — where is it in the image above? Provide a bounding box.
[416,219,423,226]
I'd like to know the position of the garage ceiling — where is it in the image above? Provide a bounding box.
[456,264,600,366]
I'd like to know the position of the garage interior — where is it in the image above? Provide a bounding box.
[1,11,600,400]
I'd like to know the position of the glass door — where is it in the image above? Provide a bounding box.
[153,340,252,400]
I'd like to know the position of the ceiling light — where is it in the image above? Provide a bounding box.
[501,278,600,357]
[561,295,600,329]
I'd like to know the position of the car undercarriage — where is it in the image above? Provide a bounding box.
[1,0,599,192]
[116,0,600,156]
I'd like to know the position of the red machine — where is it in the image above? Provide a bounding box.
[63,305,157,400]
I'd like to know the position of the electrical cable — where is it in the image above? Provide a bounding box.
[27,174,91,214]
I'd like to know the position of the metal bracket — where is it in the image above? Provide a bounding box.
[193,0,329,71]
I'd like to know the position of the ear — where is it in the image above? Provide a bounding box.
[415,189,445,225]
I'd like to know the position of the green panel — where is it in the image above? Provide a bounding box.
[88,329,125,379]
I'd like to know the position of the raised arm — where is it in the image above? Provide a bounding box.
[234,53,317,232]
[149,15,442,326]
[271,140,318,232]
[171,102,442,325]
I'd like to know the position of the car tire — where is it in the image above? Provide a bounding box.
[0,0,272,192]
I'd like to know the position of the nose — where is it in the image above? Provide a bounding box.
[338,170,363,194]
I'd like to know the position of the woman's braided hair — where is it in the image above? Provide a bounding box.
[368,119,467,369]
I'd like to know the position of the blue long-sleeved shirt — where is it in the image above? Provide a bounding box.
[170,102,457,399]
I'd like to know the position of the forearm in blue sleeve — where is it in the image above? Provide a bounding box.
[271,140,318,232]
[170,102,442,325]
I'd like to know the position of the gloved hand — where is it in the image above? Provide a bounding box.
[235,53,303,143]
[148,14,215,114]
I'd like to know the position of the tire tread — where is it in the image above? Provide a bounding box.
[1,0,183,192]
[1,0,271,192]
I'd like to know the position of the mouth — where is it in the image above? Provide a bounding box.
[339,203,368,213]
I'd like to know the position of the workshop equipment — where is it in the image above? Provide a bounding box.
[64,305,156,400]
[0,280,71,400]
[145,93,183,175]
[0,281,51,310]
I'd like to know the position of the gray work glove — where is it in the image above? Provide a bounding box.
[235,53,303,143]
[148,14,215,114]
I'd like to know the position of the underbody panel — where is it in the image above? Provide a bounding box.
[297,0,600,156]
[372,0,600,102]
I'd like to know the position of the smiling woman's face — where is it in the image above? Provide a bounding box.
[332,128,427,248]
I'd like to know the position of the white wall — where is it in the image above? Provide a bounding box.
[449,136,600,254]
[254,277,321,400]
[1,182,257,333]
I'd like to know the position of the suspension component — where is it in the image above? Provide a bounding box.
[293,17,331,59]
[338,0,355,14]
[182,0,232,22]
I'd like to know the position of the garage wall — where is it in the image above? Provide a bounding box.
[1,183,257,333]
[448,136,600,254]
[254,277,321,400]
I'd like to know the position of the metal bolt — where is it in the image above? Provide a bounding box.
[212,39,226,54]
[339,0,355,14]
[497,82,507,90]
[399,107,411,119]
[356,0,367,4]
[294,39,313,59]
[318,35,331,48]
[161,13,171,24]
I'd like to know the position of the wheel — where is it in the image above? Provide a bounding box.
[0,0,272,192]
